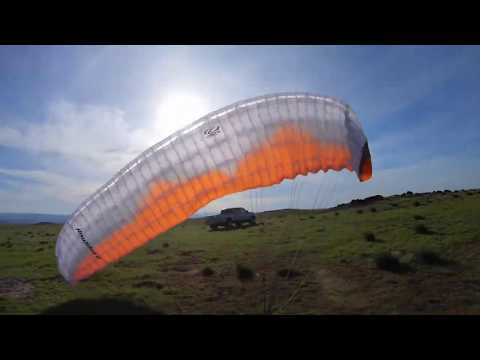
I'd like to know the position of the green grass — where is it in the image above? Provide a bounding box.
[1,189,480,314]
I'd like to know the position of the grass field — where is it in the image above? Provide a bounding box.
[1,189,480,314]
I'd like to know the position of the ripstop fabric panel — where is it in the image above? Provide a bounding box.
[56,93,372,283]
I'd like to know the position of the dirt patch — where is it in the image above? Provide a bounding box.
[179,251,193,256]
[0,278,34,299]
[314,268,371,312]
[133,281,164,290]
[174,256,203,267]
[171,265,192,273]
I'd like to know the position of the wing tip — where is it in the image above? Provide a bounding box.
[358,141,372,182]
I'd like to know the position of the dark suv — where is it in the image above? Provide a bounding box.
[206,208,256,230]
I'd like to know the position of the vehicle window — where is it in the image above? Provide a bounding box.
[221,208,246,214]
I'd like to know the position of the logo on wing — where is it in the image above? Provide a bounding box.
[204,125,221,138]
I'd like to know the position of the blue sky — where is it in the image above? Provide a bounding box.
[1,45,479,214]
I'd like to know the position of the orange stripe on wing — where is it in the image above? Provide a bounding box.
[73,125,355,282]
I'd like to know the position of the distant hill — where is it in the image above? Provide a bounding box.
[0,213,69,225]
[1,189,477,225]
[0,211,210,224]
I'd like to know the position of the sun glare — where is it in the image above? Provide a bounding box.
[154,92,210,140]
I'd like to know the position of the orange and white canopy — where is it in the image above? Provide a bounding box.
[56,93,372,284]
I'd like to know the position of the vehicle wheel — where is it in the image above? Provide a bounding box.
[210,225,218,231]
[225,218,233,229]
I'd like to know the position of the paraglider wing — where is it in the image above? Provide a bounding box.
[56,93,372,283]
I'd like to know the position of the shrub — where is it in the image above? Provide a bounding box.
[277,268,302,279]
[370,207,377,213]
[415,250,449,266]
[364,232,376,242]
[162,243,169,248]
[375,253,410,273]
[375,253,399,270]
[147,249,161,255]
[414,201,421,207]
[413,215,426,221]
[236,264,255,281]
[335,212,339,216]
[201,267,215,276]
[357,209,363,214]
[415,224,434,235]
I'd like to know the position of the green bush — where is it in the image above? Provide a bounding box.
[415,250,449,266]
[277,268,302,279]
[375,253,411,273]
[236,264,255,281]
[201,267,215,276]
[413,215,426,220]
[364,232,376,242]
[415,224,434,235]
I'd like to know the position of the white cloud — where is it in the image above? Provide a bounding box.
[0,101,149,175]
[0,100,155,213]
[0,168,101,212]
[0,94,217,213]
